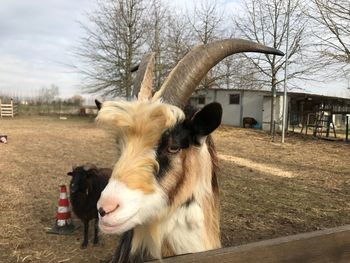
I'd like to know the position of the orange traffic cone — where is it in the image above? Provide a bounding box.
[47,185,78,234]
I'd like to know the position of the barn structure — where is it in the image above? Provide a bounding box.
[189,89,350,139]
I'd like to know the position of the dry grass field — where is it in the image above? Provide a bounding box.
[0,116,349,263]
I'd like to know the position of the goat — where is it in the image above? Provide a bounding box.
[95,39,284,262]
[67,164,112,248]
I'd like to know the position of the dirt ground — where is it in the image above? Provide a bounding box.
[0,116,349,263]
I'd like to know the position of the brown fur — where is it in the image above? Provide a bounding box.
[206,136,221,246]
[159,139,221,253]
[161,238,175,257]
[97,100,184,193]
[97,100,221,259]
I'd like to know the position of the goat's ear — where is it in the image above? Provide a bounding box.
[67,172,73,176]
[190,102,222,138]
[95,99,102,110]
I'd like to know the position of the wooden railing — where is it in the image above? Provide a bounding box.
[147,225,350,262]
[0,98,17,118]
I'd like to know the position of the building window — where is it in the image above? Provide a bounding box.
[229,94,240,104]
[198,97,206,105]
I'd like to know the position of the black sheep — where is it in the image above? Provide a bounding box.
[67,164,112,249]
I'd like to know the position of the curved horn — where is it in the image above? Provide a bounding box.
[132,52,155,101]
[152,39,284,108]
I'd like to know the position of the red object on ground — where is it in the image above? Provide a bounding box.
[47,185,77,235]
[55,185,72,226]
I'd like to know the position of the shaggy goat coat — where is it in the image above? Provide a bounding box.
[96,101,221,262]
[96,38,284,263]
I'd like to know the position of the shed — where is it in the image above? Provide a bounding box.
[189,89,350,133]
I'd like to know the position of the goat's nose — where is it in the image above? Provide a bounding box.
[98,207,106,217]
[98,204,120,217]
[97,193,120,217]
[98,185,120,217]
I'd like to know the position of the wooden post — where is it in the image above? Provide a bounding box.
[326,113,331,137]
[346,115,349,142]
[300,101,304,134]
[11,99,13,118]
[0,98,2,118]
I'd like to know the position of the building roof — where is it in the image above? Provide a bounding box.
[193,88,350,103]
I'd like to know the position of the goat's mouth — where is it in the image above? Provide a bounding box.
[99,220,127,233]
[99,211,139,234]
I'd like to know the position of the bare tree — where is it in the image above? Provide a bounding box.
[77,0,148,98]
[217,55,265,90]
[165,13,192,70]
[308,0,350,75]
[234,0,310,132]
[146,0,169,91]
[187,0,225,91]
[38,84,59,104]
[70,95,85,106]
[189,0,224,45]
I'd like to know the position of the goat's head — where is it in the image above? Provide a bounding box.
[67,164,97,193]
[96,39,284,235]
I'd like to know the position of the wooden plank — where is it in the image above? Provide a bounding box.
[147,225,350,263]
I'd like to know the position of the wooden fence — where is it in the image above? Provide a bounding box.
[147,225,350,263]
[0,98,18,118]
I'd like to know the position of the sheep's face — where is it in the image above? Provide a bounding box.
[67,166,90,193]
[96,100,222,234]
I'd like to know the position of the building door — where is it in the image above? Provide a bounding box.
[262,95,284,132]
[262,96,271,131]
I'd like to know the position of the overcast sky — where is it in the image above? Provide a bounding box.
[0,0,348,99]
[0,0,96,98]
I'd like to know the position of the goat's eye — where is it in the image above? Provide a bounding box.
[167,145,181,154]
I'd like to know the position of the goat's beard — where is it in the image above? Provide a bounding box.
[98,179,168,235]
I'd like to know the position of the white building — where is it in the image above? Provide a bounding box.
[190,89,285,131]
[189,89,350,132]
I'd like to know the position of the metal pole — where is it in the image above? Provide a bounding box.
[281,0,291,143]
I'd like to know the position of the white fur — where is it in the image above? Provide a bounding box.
[98,179,167,234]
[161,202,207,254]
